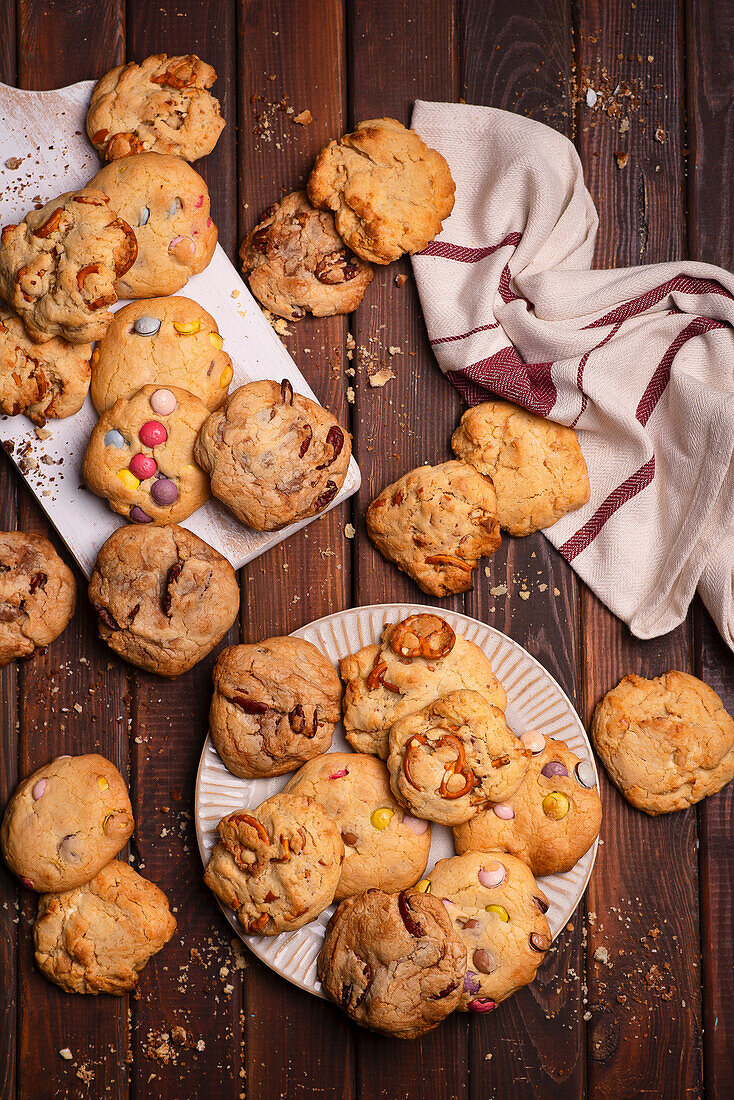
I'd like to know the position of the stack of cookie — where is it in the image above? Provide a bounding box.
[203,612,603,1038]
[1,753,176,995]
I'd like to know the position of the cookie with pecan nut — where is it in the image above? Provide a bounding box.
[366,460,501,597]
[87,53,225,163]
[204,793,344,934]
[317,888,466,1038]
[195,379,351,530]
[88,524,239,678]
[210,637,342,779]
[0,531,76,667]
[0,188,137,344]
[240,191,373,321]
[0,306,91,424]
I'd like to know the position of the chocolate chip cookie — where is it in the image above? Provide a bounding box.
[88,524,239,678]
[308,118,455,264]
[283,752,431,900]
[210,637,342,778]
[0,188,137,344]
[90,296,232,414]
[0,531,76,666]
[34,860,176,995]
[240,191,373,321]
[90,153,217,297]
[366,460,501,597]
[204,793,344,934]
[317,888,466,1038]
[195,379,351,530]
[1,753,134,893]
[454,733,602,875]
[0,305,91,423]
[87,53,225,163]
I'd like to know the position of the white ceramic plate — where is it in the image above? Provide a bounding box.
[195,603,599,999]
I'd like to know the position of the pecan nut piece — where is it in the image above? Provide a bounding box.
[398,891,425,938]
[314,251,361,285]
[93,603,120,631]
[316,425,344,470]
[313,480,338,512]
[161,560,183,616]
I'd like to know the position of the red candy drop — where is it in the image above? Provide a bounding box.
[129,452,157,480]
[139,420,167,447]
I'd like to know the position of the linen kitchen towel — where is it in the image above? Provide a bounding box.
[411,101,734,652]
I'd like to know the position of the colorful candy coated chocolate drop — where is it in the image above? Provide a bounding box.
[468,999,497,1013]
[472,949,495,974]
[462,918,481,931]
[195,194,204,208]
[521,729,545,754]
[56,755,71,760]
[492,802,515,820]
[149,388,177,416]
[139,420,167,447]
[133,315,161,337]
[173,318,201,335]
[91,348,100,366]
[21,877,34,889]
[575,761,596,788]
[116,468,140,491]
[328,768,348,780]
[97,776,109,790]
[478,862,506,889]
[168,235,195,258]
[414,879,431,894]
[129,505,153,524]
[541,761,569,779]
[485,904,509,922]
[150,477,178,506]
[129,452,157,480]
[209,332,223,349]
[32,779,47,800]
[104,429,126,449]
[402,814,428,835]
[58,835,80,861]
[139,205,150,226]
[463,971,481,995]
[370,807,394,830]
[219,363,233,387]
[542,791,570,820]
[168,197,183,217]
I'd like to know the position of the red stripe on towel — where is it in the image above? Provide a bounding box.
[420,232,521,263]
[559,457,656,561]
[430,320,500,346]
[584,274,733,329]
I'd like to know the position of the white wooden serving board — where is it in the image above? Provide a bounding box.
[0,80,360,577]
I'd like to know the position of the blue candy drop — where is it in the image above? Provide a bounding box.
[133,315,161,337]
[104,429,126,449]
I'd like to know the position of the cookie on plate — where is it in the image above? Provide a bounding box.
[387,690,529,826]
[34,860,176,995]
[1,753,134,893]
[340,613,507,759]
[87,53,225,163]
[90,297,233,414]
[452,400,590,536]
[307,118,455,264]
[0,531,76,666]
[90,153,217,297]
[283,752,431,899]
[88,524,239,678]
[428,851,551,1011]
[83,383,210,525]
[204,793,344,935]
[591,670,734,814]
[318,888,466,1038]
[210,638,343,779]
[239,191,374,321]
[454,732,602,875]
[366,460,501,597]
[0,188,137,344]
[0,306,91,423]
[195,379,351,530]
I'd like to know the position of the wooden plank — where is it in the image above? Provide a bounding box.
[686,2,734,1095]
[235,3,355,1099]
[459,2,586,1096]
[575,3,703,1097]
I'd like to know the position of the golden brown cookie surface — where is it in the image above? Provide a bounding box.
[0,531,76,666]
[0,306,91,423]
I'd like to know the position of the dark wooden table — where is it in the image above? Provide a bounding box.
[1,1,732,1097]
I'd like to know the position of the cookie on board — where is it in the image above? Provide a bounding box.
[0,531,76,666]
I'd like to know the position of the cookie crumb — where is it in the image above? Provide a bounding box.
[490,584,507,597]
[388,346,402,356]
[615,151,629,169]
[346,386,355,404]
[59,1048,73,1060]
[395,273,408,288]
[368,367,395,388]
[5,156,23,169]
[344,523,356,539]
[594,946,609,965]
[293,109,313,126]
[654,125,666,143]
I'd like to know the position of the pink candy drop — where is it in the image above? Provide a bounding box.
[478,862,506,888]
[468,998,497,1013]
[402,814,428,835]
[32,779,46,800]
[521,729,545,754]
[139,420,167,447]
[493,802,515,820]
[195,194,204,208]
[129,452,157,480]
[328,768,348,780]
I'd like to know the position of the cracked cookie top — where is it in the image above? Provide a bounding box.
[0,530,76,666]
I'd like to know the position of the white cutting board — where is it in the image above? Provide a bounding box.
[0,80,360,577]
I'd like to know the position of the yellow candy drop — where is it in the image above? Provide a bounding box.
[209,332,223,350]
[91,348,100,366]
[173,319,201,335]
[414,879,431,894]
[542,791,570,821]
[370,807,394,831]
[116,468,140,491]
[219,363,233,388]
[97,776,109,791]
[485,904,509,923]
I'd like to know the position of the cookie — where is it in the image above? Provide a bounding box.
[307,118,455,264]
[0,305,91,423]
[452,400,590,536]
[366,460,501,597]
[88,523,239,678]
[0,188,137,344]
[427,852,551,1011]
[210,638,342,779]
[590,670,734,814]
[204,793,344,934]
[283,752,431,899]
[83,384,210,525]
[90,153,217,297]
[239,191,374,321]
[341,613,507,759]
[454,733,602,875]
[195,379,351,530]
[387,690,529,826]
[1,753,134,893]
[0,531,76,666]
[87,53,225,163]
[90,296,232,414]
[317,888,466,1038]
[34,860,176,995]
